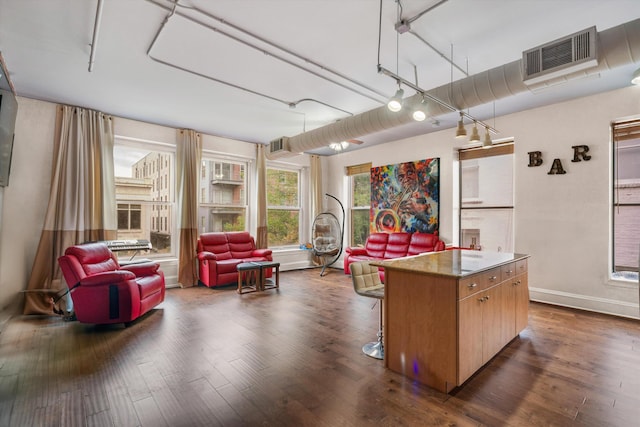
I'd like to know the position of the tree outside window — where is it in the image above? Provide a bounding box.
[351,172,371,246]
[267,168,300,247]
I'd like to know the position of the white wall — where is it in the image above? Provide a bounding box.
[327,85,640,319]
[0,97,56,314]
[2,86,639,318]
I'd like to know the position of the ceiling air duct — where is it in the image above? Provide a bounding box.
[284,18,640,155]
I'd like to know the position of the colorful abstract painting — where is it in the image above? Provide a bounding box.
[370,158,439,234]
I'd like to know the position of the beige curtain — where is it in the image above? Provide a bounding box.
[310,155,323,263]
[255,144,268,248]
[176,129,202,287]
[24,105,116,315]
[310,155,323,219]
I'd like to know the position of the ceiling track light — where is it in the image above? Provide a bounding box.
[377,65,500,137]
[455,112,467,138]
[329,141,350,152]
[412,96,427,121]
[387,86,404,112]
[469,121,481,143]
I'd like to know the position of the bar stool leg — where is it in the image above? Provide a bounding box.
[362,299,384,360]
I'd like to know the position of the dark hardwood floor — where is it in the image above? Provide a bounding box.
[1,268,640,426]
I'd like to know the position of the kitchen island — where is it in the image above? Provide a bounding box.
[371,249,529,393]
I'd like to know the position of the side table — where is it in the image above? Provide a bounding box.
[237,261,280,294]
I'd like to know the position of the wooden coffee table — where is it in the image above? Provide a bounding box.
[236,261,280,294]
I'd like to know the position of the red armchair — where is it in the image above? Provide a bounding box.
[58,242,165,325]
[197,231,273,287]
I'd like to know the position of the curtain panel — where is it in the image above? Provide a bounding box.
[176,129,202,287]
[24,105,116,315]
[256,144,268,249]
[310,155,323,265]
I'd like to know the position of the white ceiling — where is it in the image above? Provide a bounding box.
[1,0,639,156]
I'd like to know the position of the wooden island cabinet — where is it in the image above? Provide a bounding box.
[371,250,529,393]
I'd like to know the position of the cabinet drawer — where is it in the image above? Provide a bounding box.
[458,267,500,299]
[516,259,528,274]
[501,262,517,281]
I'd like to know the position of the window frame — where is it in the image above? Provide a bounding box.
[266,163,302,248]
[347,162,371,247]
[611,119,640,281]
[114,136,177,259]
[198,153,249,233]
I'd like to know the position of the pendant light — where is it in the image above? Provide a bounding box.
[482,127,493,148]
[469,121,480,143]
[455,111,467,138]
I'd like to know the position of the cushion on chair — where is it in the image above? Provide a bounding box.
[64,243,119,276]
[350,261,384,299]
[364,233,389,258]
[383,232,411,259]
[227,231,256,258]
[408,232,443,255]
[198,233,231,259]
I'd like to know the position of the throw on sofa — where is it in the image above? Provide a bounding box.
[58,242,166,325]
[197,231,273,287]
[343,232,445,277]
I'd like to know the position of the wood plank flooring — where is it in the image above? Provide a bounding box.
[1,268,640,426]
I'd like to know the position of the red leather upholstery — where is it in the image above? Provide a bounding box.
[384,232,412,259]
[408,232,446,255]
[197,231,273,287]
[58,242,165,325]
[344,232,445,277]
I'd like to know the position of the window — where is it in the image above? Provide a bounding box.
[612,119,640,281]
[117,203,141,230]
[198,157,247,233]
[347,163,371,246]
[459,143,514,252]
[267,167,300,247]
[114,139,175,257]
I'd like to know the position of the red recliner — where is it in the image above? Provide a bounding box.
[197,231,273,287]
[58,242,165,325]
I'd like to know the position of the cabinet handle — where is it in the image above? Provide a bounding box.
[468,283,477,289]
[506,269,513,274]
[513,280,521,286]
[489,275,497,281]
[478,297,485,302]
[485,295,490,300]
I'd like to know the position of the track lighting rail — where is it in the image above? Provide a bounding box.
[377,64,498,134]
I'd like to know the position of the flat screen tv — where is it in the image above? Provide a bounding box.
[0,55,17,187]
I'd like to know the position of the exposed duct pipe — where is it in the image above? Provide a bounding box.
[285,18,640,155]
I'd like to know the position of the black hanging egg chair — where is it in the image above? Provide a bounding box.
[311,194,345,276]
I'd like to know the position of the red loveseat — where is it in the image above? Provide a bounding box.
[344,232,445,278]
[58,242,165,325]
[197,231,273,287]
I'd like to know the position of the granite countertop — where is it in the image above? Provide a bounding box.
[370,249,529,278]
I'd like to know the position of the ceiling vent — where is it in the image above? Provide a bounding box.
[522,26,598,86]
[267,136,296,159]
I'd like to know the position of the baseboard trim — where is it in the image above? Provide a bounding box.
[530,286,640,320]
